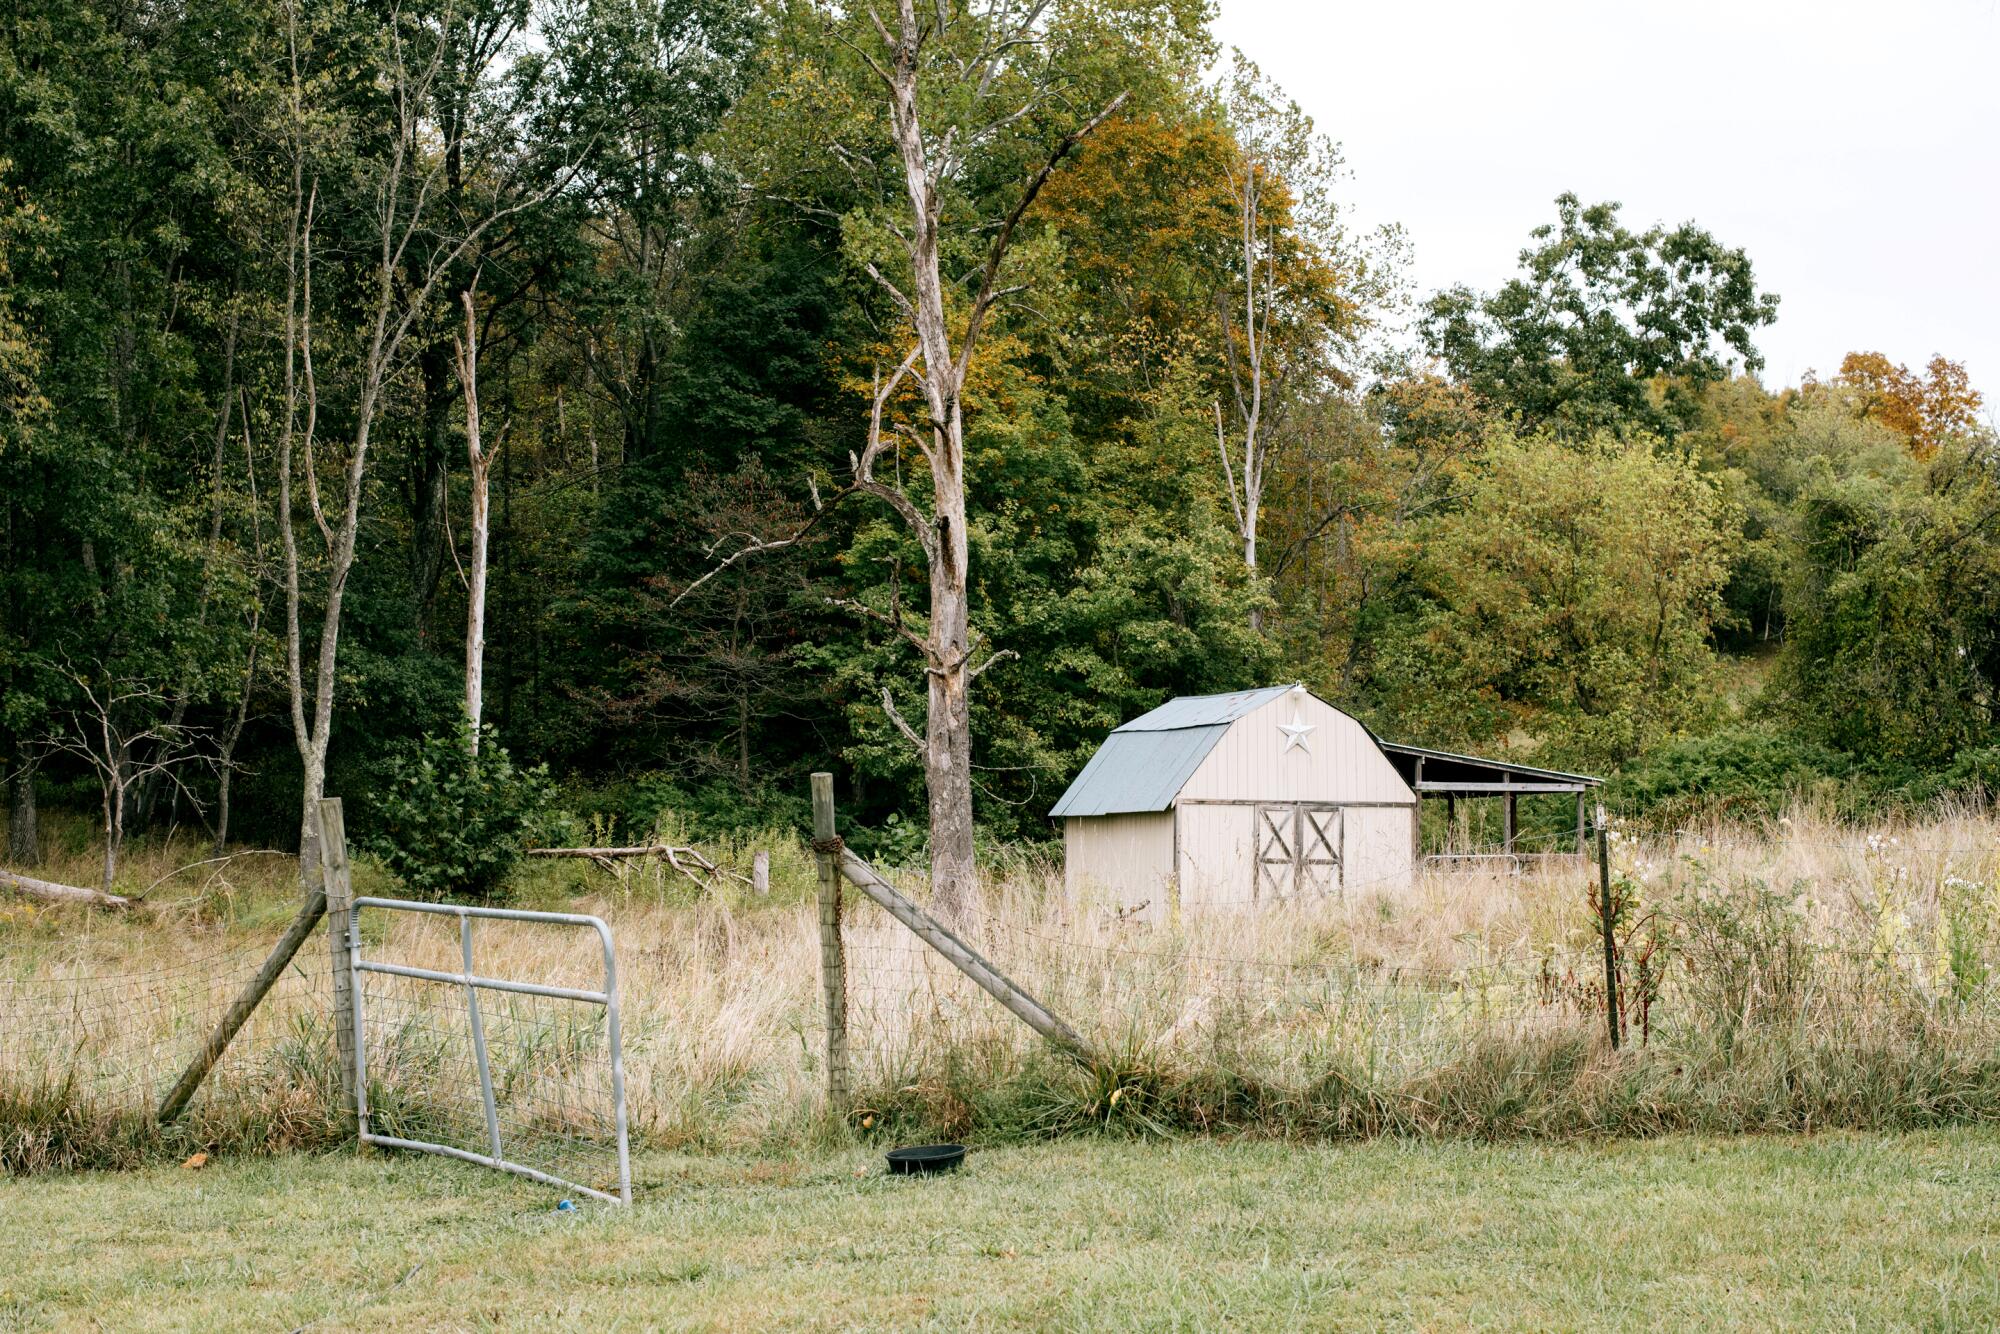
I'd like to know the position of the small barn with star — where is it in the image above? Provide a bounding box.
[1049,684,1598,915]
[1050,684,1417,915]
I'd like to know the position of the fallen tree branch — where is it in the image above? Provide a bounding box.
[137,849,292,902]
[0,867,136,910]
[527,844,753,888]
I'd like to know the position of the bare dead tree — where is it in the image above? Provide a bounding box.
[1211,54,1347,634]
[214,388,269,854]
[1213,137,1282,633]
[273,3,562,884]
[45,669,213,896]
[680,1,1121,915]
[454,285,492,755]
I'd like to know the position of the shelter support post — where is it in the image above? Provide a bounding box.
[1411,757,1424,863]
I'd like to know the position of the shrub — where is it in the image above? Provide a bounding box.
[1667,872,1814,1047]
[362,722,561,900]
[562,773,811,846]
[1609,726,1855,821]
[1910,745,2000,805]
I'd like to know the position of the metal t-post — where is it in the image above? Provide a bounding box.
[1596,803,1621,1050]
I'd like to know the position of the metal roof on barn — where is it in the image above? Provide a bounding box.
[1047,685,1603,819]
[1048,686,1296,817]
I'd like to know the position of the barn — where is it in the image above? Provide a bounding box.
[1049,684,1600,915]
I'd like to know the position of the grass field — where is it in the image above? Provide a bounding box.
[12,805,2000,1172]
[3,1131,1997,1331]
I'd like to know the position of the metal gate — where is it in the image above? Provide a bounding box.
[1253,805,1343,899]
[347,898,631,1205]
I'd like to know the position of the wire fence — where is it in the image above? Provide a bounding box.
[8,809,2000,1165]
[831,854,1605,1104]
[826,819,2000,1110]
[0,918,333,1134]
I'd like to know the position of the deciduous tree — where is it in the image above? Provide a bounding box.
[1420,194,1779,437]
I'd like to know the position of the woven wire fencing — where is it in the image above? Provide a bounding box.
[351,905,628,1202]
[834,854,1604,1114]
[829,817,2000,1135]
[0,911,334,1160]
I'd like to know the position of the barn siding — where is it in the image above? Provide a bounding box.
[1063,812,1175,916]
[1175,803,1255,909]
[1177,691,1412,805]
[1342,805,1416,897]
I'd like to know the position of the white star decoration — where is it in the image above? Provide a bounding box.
[1278,713,1315,754]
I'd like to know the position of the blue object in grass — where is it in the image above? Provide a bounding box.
[556,1199,576,1213]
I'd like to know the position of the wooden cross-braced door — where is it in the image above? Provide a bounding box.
[1253,804,1343,900]
[1298,807,1342,895]
[1255,806,1296,899]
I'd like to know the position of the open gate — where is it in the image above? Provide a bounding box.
[346,898,631,1205]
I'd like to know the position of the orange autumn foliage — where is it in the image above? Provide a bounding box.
[1832,351,1984,459]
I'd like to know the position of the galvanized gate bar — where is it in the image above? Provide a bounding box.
[347,896,632,1206]
[350,959,609,1004]
[461,917,503,1161]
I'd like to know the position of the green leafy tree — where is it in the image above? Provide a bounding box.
[1420,193,1779,437]
[1775,434,2000,770]
[1380,429,1740,767]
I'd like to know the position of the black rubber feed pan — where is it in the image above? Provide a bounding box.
[885,1144,966,1175]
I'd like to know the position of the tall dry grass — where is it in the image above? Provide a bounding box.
[5,804,2000,1173]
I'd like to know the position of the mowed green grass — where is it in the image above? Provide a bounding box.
[3,1132,1997,1331]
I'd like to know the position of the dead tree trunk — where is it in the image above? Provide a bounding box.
[860,2,1120,915]
[677,5,1120,918]
[0,867,132,910]
[1215,154,1273,633]
[455,287,490,752]
[7,767,37,867]
[215,400,266,856]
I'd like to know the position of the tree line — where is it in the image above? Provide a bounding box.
[1,0,1991,897]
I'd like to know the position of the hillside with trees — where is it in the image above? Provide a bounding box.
[1,0,1992,894]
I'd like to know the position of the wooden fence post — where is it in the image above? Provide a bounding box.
[810,773,851,1116]
[753,849,770,897]
[1596,802,1621,1050]
[317,798,358,1126]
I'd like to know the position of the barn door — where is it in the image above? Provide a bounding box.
[1253,805,1344,900]
[1299,807,1343,895]
[1255,806,1296,900]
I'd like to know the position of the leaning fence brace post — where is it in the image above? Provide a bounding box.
[1596,802,1621,1050]
[157,886,327,1124]
[811,773,852,1116]
[317,798,359,1126]
[836,844,1093,1064]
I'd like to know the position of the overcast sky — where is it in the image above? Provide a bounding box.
[1210,0,2000,399]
